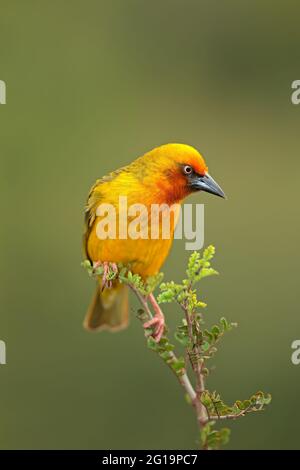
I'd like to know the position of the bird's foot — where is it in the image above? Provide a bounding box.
[143,313,165,343]
[92,261,118,290]
[143,293,166,343]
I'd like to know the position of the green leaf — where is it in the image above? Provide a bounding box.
[203,245,216,261]
[159,350,173,361]
[81,259,92,269]
[201,392,212,407]
[200,423,211,446]
[220,317,229,331]
[81,259,93,276]
[219,428,231,446]
[171,357,185,374]
[204,329,214,343]
[144,329,153,337]
[201,341,210,352]
[164,343,175,352]
[199,268,218,280]
[211,325,220,338]
[147,337,159,351]
[174,332,192,347]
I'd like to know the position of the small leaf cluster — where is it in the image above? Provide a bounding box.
[152,246,271,449]
[158,280,208,314]
[81,259,163,294]
[174,319,193,348]
[157,248,236,373]
[158,246,217,314]
[186,246,218,285]
[81,259,111,278]
[199,317,237,361]
[201,390,272,419]
[136,310,185,376]
[119,268,163,295]
[81,259,101,277]
[200,422,231,450]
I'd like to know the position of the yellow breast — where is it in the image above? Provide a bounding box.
[87,199,181,278]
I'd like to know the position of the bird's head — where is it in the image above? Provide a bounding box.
[141,143,226,203]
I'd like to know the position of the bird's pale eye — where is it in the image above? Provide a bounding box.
[183,165,193,175]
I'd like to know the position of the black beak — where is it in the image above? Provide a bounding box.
[191,173,226,199]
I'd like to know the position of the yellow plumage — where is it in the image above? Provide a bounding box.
[83,143,223,333]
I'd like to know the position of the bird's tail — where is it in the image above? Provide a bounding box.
[83,281,129,332]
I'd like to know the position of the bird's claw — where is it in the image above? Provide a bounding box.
[143,314,165,343]
[92,261,118,290]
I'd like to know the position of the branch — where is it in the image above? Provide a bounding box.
[81,248,272,450]
[208,412,247,421]
[180,287,208,426]
[129,284,197,403]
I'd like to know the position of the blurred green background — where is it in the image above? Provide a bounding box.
[0,0,299,450]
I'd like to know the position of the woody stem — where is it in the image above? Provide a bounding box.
[129,285,196,403]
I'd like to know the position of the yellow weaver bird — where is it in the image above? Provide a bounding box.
[83,143,225,341]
